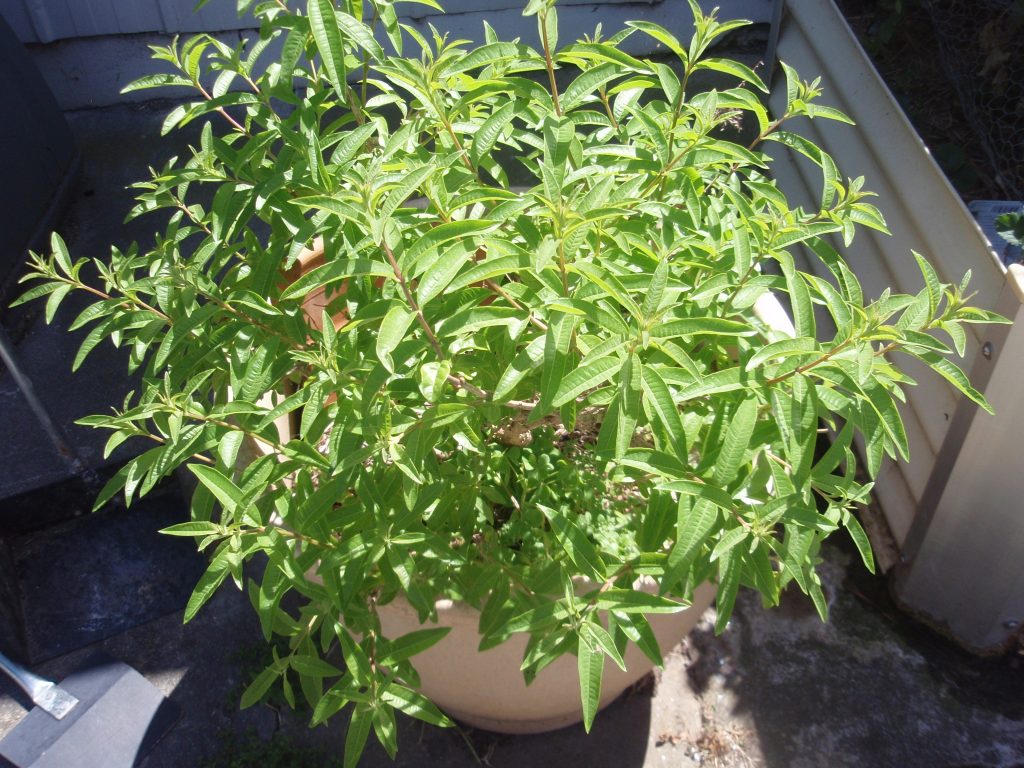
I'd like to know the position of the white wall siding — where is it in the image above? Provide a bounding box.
[2,0,775,43]
[1,0,253,43]
[2,0,778,109]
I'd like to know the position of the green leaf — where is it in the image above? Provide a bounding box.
[713,396,759,486]
[494,336,545,402]
[189,465,244,514]
[51,232,73,274]
[307,0,348,102]
[910,349,992,414]
[403,220,496,274]
[441,41,523,75]
[577,632,603,733]
[279,257,390,300]
[714,546,741,634]
[381,684,453,727]
[501,600,572,636]
[540,504,606,581]
[373,703,399,758]
[593,589,685,614]
[534,314,577,417]
[344,706,372,768]
[745,337,817,372]
[562,63,622,111]
[542,116,575,200]
[376,304,416,372]
[121,72,192,93]
[290,655,344,677]
[710,526,749,562]
[913,251,942,317]
[845,514,875,575]
[44,284,72,323]
[470,101,518,168]
[336,11,384,61]
[778,253,815,337]
[185,554,230,622]
[379,627,451,665]
[625,20,686,59]
[380,163,436,223]
[329,122,378,165]
[619,447,689,479]
[698,58,768,92]
[611,612,663,665]
[160,521,224,537]
[580,622,625,671]
[665,498,719,585]
[553,355,621,407]
[650,318,754,338]
[642,257,669,319]
[764,131,840,212]
[240,664,280,709]
[641,366,685,451]
[418,360,451,402]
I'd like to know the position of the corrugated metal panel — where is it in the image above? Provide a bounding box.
[894,267,1024,653]
[2,0,775,43]
[768,0,1004,544]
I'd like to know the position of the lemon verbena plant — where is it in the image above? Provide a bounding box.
[15,0,1003,762]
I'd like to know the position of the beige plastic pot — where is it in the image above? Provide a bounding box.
[374,582,716,734]
[275,234,719,733]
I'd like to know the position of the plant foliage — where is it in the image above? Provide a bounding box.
[15,0,1005,762]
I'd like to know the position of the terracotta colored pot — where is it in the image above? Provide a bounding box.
[375,582,717,734]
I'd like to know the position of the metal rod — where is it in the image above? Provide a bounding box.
[0,324,97,486]
[0,651,78,720]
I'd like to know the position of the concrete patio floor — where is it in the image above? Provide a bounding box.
[1,102,1023,768]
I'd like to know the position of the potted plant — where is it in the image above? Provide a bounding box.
[14,0,1003,763]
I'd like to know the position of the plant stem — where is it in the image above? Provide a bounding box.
[483,279,548,331]
[193,79,250,136]
[764,337,854,385]
[540,11,562,117]
[598,87,619,130]
[380,240,446,360]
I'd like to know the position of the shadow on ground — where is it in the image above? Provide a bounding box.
[681,543,1024,768]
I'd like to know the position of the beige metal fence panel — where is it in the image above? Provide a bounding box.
[768,0,1005,543]
[894,266,1024,653]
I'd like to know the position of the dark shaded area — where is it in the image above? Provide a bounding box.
[0,13,78,300]
[6,486,205,663]
[0,102,206,508]
[835,0,1019,201]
